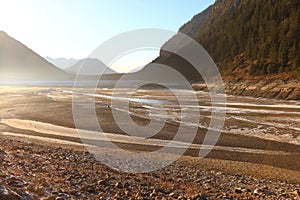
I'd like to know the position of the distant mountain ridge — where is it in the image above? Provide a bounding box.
[45,57,79,70]
[65,58,117,75]
[45,57,118,75]
[0,31,69,81]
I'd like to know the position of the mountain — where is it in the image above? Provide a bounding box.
[45,57,79,70]
[142,0,300,81]
[195,0,300,77]
[0,31,69,81]
[134,0,300,99]
[65,58,117,75]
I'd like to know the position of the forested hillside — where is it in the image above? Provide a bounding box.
[196,0,300,76]
[147,0,300,80]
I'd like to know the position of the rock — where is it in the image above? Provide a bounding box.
[154,187,167,194]
[124,182,130,188]
[6,177,27,188]
[0,185,22,200]
[169,192,179,198]
[189,194,208,200]
[150,191,157,198]
[292,190,300,197]
[69,190,77,195]
[115,182,123,189]
[55,198,66,200]
[234,187,243,194]
[279,192,288,198]
[43,196,56,200]
[0,185,9,194]
[97,179,109,186]
[36,186,46,196]
[15,190,32,200]
[253,188,260,195]
[198,194,208,200]
[194,79,300,100]
[0,149,7,155]
[262,188,274,196]
[124,190,129,196]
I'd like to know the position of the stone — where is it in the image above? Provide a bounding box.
[0,185,22,200]
[115,182,123,189]
[254,188,260,195]
[169,192,179,198]
[235,187,243,194]
[43,196,56,200]
[36,186,46,196]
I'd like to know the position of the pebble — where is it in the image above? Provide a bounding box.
[0,185,22,200]
[0,137,299,199]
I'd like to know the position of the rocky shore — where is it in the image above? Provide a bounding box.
[1,136,299,200]
[193,79,300,100]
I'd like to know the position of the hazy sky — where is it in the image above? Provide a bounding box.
[0,0,215,72]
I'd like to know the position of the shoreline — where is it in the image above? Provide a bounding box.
[193,79,300,100]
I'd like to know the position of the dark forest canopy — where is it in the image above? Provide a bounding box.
[148,0,300,81]
[195,0,300,76]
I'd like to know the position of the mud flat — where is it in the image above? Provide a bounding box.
[0,86,300,199]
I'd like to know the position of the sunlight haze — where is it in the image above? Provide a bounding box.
[0,0,214,72]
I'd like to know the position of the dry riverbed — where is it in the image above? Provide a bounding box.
[0,86,300,199]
